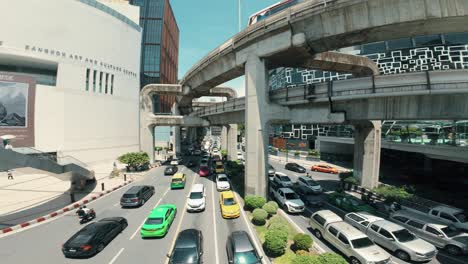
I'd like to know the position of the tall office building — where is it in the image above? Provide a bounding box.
[130,0,179,113]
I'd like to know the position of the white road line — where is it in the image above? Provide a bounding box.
[129,187,170,240]
[164,171,198,264]
[108,247,125,264]
[211,175,220,264]
[113,202,120,207]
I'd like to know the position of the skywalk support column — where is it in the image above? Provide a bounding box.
[353,121,382,189]
[245,55,269,197]
[221,126,228,151]
[227,124,238,160]
[172,103,181,156]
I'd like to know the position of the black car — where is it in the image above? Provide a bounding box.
[62,217,128,258]
[226,231,262,264]
[165,165,178,175]
[285,162,306,173]
[168,229,203,264]
[293,185,324,207]
[120,185,155,207]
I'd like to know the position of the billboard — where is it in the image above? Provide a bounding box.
[0,72,36,147]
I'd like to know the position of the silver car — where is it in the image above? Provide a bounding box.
[296,176,322,194]
[391,210,468,255]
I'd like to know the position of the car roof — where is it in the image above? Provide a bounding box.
[125,185,144,194]
[372,219,405,232]
[432,206,463,214]
[298,176,313,181]
[329,221,366,239]
[99,217,124,223]
[149,205,173,217]
[348,212,383,223]
[231,231,254,252]
[175,229,200,249]
[315,210,342,222]
[172,173,185,179]
[191,184,204,192]
[279,187,294,193]
[217,174,227,178]
[221,191,235,199]
[275,172,287,176]
[392,210,447,225]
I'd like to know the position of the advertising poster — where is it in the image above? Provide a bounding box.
[0,72,36,147]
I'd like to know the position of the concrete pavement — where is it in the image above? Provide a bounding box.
[0,157,260,264]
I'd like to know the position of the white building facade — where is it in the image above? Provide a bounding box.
[0,0,142,164]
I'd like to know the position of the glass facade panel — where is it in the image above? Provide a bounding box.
[111,74,114,95]
[0,64,57,86]
[85,68,90,91]
[387,38,413,50]
[99,72,103,93]
[105,73,109,94]
[93,70,97,92]
[414,34,442,47]
[444,32,468,45]
[362,41,386,54]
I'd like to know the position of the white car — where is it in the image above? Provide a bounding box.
[187,184,206,212]
[216,174,230,191]
[273,172,293,187]
[237,152,244,161]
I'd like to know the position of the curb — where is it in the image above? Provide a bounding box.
[1,180,134,235]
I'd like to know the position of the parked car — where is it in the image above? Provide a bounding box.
[273,172,293,187]
[269,181,304,213]
[141,204,177,238]
[167,229,203,264]
[285,162,306,173]
[309,210,343,239]
[226,231,262,264]
[345,212,437,262]
[296,176,322,194]
[120,185,155,207]
[171,173,186,189]
[327,192,377,214]
[311,164,339,174]
[164,165,178,175]
[199,166,210,177]
[62,217,128,258]
[390,210,468,255]
[220,191,240,219]
[187,184,206,212]
[268,165,276,179]
[400,205,468,232]
[293,185,324,207]
[216,174,231,191]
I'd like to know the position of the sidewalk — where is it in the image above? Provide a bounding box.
[269,154,352,172]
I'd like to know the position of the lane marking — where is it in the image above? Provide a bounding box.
[108,247,125,264]
[164,170,198,264]
[129,187,170,240]
[211,174,220,264]
[113,202,120,207]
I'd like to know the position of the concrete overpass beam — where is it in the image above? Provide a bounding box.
[245,55,269,197]
[353,121,382,189]
[227,124,238,161]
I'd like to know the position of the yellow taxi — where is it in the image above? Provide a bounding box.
[170,173,186,189]
[219,191,240,219]
[214,161,225,174]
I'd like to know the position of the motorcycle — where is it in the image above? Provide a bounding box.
[77,209,96,224]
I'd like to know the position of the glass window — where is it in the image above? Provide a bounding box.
[387,38,413,50]
[313,214,326,226]
[111,74,114,95]
[105,73,109,94]
[361,42,386,54]
[440,212,457,223]
[414,34,443,47]
[328,226,339,236]
[431,210,439,216]
[379,228,393,239]
[392,216,409,223]
[338,234,349,245]
[444,32,468,45]
[370,224,380,232]
[360,221,369,227]
[407,220,424,229]
[93,70,97,92]
[425,226,443,237]
[347,214,364,222]
[85,69,90,91]
[99,72,103,93]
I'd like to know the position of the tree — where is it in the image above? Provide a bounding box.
[118,152,150,170]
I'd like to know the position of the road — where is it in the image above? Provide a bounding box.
[0,157,260,264]
[269,158,468,264]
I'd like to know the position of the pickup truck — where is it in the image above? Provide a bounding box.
[399,203,468,232]
[269,181,305,213]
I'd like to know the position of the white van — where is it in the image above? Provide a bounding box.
[186,184,206,212]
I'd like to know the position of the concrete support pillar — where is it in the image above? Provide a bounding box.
[172,103,181,156]
[221,126,228,151]
[227,124,238,160]
[245,55,269,197]
[353,121,382,189]
[140,124,155,162]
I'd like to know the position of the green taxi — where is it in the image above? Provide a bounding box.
[140,204,177,238]
[171,173,186,189]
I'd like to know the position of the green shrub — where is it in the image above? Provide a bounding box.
[292,255,316,264]
[267,201,279,210]
[292,253,347,264]
[293,233,313,251]
[267,216,289,233]
[295,250,309,256]
[343,176,359,185]
[262,203,277,216]
[118,152,149,168]
[264,228,288,257]
[252,208,268,226]
[221,149,228,157]
[307,149,320,157]
[244,195,266,211]
[372,185,413,203]
[294,150,300,156]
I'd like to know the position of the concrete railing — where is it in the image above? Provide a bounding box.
[191,97,246,117]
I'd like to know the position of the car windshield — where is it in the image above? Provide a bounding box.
[234,250,259,264]
[171,248,198,263]
[454,212,467,223]
[70,233,93,245]
[351,237,374,248]
[189,192,203,199]
[284,192,299,200]
[123,193,136,198]
[305,180,318,186]
[145,217,163,225]
[441,226,464,238]
[216,165,224,170]
[224,198,236,206]
[393,229,416,242]
[172,179,182,184]
[279,176,291,182]
[218,177,228,182]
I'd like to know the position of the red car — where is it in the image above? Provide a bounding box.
[311,164,338,174]
[199,166,210,177]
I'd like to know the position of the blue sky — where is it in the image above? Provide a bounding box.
[171,0,279,97]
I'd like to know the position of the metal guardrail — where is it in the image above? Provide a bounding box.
[12,147,88,168]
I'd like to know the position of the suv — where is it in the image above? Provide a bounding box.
[390,210,468,255]
[226,231,262,264]
[187,184,206,212]
[273,172,293,187]
[120,185,155,207]
[323,221,392,264]
[345,212,437,262]
[167,229,203,264]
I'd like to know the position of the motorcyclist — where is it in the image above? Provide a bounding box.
[81,205,91,216]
